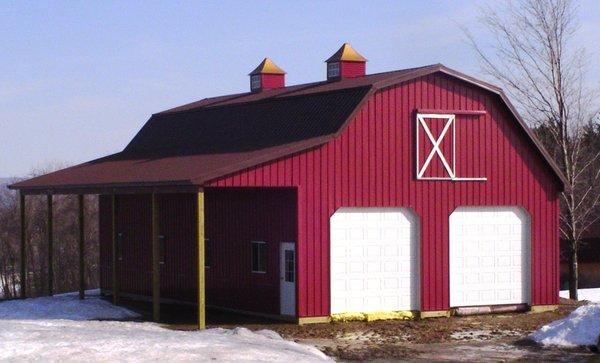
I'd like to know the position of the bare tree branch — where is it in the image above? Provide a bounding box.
[464,0,600,300]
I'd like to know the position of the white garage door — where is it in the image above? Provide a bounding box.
[330,208,419,314]
[450,207,530,307]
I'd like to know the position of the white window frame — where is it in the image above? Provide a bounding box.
[250,75,261,90]
[327,62,340,78]
[251,240,267,274]
[416,113,487,181]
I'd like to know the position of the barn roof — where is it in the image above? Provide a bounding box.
[10,64,567,194]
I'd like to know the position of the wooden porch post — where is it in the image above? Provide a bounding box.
[111,194,119,305]
[197,190,206,330]
[151,193,160,322]
[78,194,85,300]
[19,193,26,299]
[47,194,53,296]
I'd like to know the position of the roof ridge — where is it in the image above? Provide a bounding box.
[155,85,373,117]
[158,65,440,115]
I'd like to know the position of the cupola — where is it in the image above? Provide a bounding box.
[249,58,286,92]
[325,43,367,81]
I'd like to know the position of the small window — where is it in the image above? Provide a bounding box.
[284,249,295,282]
[327,62,340,78]
[205,238,211,268]
[251,75,261,90]
[251,241,267,273]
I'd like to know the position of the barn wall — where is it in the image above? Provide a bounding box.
[99,195,112,291]
[205,188,297,315]
[98,189,297,315]
[208,73,561,316]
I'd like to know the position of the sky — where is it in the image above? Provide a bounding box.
[1,0,599,177]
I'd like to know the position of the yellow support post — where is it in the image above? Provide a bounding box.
[19,193,26,299]
[47,194,53,296]
[197,191,206,330]
[111,194,119,305]
[78,195,85,300]
[151,193,161,322]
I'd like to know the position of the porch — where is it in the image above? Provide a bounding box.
[16,186,298,329]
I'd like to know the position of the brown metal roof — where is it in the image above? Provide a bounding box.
[10,64,567,194]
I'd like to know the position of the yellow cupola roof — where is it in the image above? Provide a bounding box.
[325,43,368,63]
[249,58,286,75]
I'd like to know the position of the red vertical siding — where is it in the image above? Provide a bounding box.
[99,189,297,315]
[340,61,366,78]
[205,188,297,315]
[99,195,112,291]
[158,194,198,302]
[208,73,561,316]
[259,74,285,91]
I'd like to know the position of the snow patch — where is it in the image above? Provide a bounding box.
[0,290,331,361]
[560,288,600,302]
[531,303,600,347]
[0,289,139,321]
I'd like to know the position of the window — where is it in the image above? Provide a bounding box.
[250,75,261,90]
[205,239,211,268]
[284,249,295,282]
[251,241,267,273]
[327,62,340,78]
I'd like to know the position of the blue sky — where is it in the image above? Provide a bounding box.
[1,0,599,177]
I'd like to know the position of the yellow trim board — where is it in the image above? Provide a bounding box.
[420,310,452,319]
[331,311,415,322]
[529,305,559,313]
[298,316,331,325]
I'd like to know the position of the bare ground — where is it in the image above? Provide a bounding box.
[133,296,599,361]
[214,298,599,361]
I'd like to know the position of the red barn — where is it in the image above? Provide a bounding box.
[11,43,565,326]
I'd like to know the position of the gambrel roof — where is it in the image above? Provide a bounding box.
[10,64,566,194]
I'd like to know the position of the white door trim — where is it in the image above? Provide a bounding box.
[279,242,296,316]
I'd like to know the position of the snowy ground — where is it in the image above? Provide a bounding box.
[532,303,600,347]
[559,288,600,302]
[532,288,600,347]
[0,291,330,361]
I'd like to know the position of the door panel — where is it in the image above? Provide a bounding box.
[450,206,530,307]
[279,242,296,316]
[330,208,419,314]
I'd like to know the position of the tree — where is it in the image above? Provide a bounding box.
[0,165,100,299]
[464,0,600,300]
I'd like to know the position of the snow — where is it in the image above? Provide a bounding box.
[531,303,600,347]
[559,288,600,302]
[0,289,139,320]
[0,291,331,361]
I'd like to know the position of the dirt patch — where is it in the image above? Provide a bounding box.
[228,298,593,361]
[268,299,579,344]
[155,298,595,361]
